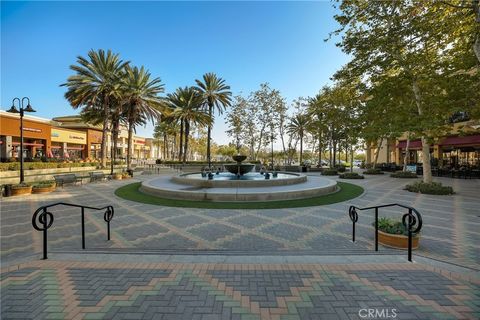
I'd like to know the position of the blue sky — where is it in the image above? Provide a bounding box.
[1,1,348,145]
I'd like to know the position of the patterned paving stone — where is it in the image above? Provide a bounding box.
[165,215,209,229]
[118,224,169,241]
[220,234,285,251]
[140,233,199,250]
[188,223,241,242]
[227,215,271,228]
[260,223,312,241]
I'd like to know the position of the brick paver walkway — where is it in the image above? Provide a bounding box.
[1,172,479,319]
[1,261,479,320]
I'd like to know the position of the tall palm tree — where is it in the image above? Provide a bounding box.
[62,49,129,167]
[195,73,232,168]
[121,65,165,170]
[167,87,212,164]
[287,114,310,165]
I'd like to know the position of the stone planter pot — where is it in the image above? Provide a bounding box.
[378,230,420,249]
[11,185,33,196]
[32,184,56,194]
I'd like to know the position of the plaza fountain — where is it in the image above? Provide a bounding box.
[140,155,338,202]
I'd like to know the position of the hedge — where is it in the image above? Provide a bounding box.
[390,171,417,178]
[339,172,364,179]
[363,168,384,175]
[321,169,338,176]
[404,181,454,195]
[0,161,123,171]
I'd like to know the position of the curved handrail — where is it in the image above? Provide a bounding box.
[32,202,114,259]
[348,203,422,262]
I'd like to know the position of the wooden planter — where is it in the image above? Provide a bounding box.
[378,230,420,249]
[11,185,33,196]
[32,185,56,194]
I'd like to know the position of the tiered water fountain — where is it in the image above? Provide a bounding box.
[140,155,337,202]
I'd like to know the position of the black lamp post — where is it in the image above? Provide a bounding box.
[7,97,36,183]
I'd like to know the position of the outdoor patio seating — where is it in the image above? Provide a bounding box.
[53,174,83,187]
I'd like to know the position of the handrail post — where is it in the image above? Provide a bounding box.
[42,208,48,260]
[352,217,356,242]
[374,207,378,251]
[81,207,85,250]
[408,208,412,262]
[107,219,111,241]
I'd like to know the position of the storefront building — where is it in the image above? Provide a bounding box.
[367,119,480,168]
[50,128,87,159]
[0,111,52,160]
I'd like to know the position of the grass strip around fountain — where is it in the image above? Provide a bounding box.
[115,182,364,209]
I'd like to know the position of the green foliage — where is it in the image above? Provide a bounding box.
[375,217,409,236]
[390,171,418,178]
[335,165,346,172]
[339,172,364,179]
[404,182,454,195]
[0,161,102,171]
[32,181,56,188]
[363,168,384,175]
[11,183,32,189]
[321,168,338,176]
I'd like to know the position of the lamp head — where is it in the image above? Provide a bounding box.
[6,105,20,114]
[24,104,36,113]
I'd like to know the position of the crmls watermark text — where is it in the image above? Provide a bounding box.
[358,308,397,319]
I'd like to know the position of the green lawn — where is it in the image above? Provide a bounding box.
[114,181,364,209]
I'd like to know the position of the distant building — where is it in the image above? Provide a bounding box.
[0,111,153,161]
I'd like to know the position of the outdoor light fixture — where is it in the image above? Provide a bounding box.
[7,97,36,183]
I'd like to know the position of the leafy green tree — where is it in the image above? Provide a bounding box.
[332,0,480,183]
[121,65,165,170]
[62,49,128,167]
[286,113,310,165]
[195,73,232,168]
[168,87,212,164]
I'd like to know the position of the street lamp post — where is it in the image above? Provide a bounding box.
[7,97,36,183]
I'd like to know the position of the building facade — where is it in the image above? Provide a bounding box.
[366,119,480,167]
[0,111,154,161]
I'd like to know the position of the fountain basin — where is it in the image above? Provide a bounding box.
[224,163,256,176]
[140,174,338,202]
[172,172,307,188]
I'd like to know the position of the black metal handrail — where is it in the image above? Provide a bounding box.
[32,202,114,259]
[348,203,422,262]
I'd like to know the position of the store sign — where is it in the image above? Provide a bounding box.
[51,128,86,144]
[23,127,42,133]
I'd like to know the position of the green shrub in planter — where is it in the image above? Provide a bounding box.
[391,171,417,178]
[375,217,411,236]
[336,165,346,173]
[321,168,338,176]
[404,181,454,195]
[363,168,384,175]
[339,172,364,179]
[33,181,56,188]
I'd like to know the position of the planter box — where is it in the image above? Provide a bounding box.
[32,185,56,194]
[378,230,419,249]
[113,175,123,180]
[11,186,33,196]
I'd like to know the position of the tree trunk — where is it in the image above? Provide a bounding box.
[111,119,119,175]
[183,121,190,164]
[178,119,184,161]
[100,100,109,168]
[350,147,354,173]
[412,80,433,183]
[373,139,383,169]
[474,34,480,64]
[403,136,411,172]
[207,104,213,168]
[318,132,322,167]
[474,1,480,62]
[299,134,303,165]
[127,120,134,171]
[163,135,167,160]
[333,141,337,167]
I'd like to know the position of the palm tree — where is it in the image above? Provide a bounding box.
[62,49,129,167]
[167,87,212,164]
[287,114,310,165]
[121,65,165,170]
[195,73,232,168]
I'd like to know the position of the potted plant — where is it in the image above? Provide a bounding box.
[375,217,420,249]
[11,183,33,196]
[122,172,130,179]
[32,181,56,194]
[113,172,123,180]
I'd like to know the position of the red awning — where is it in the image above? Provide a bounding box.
[439,135,480,146]
[397,140,422,149]
[12,142,44,147]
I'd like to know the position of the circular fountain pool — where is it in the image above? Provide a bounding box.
[140,171,338,202]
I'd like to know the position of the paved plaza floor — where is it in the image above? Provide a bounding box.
[1,173,479,319]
